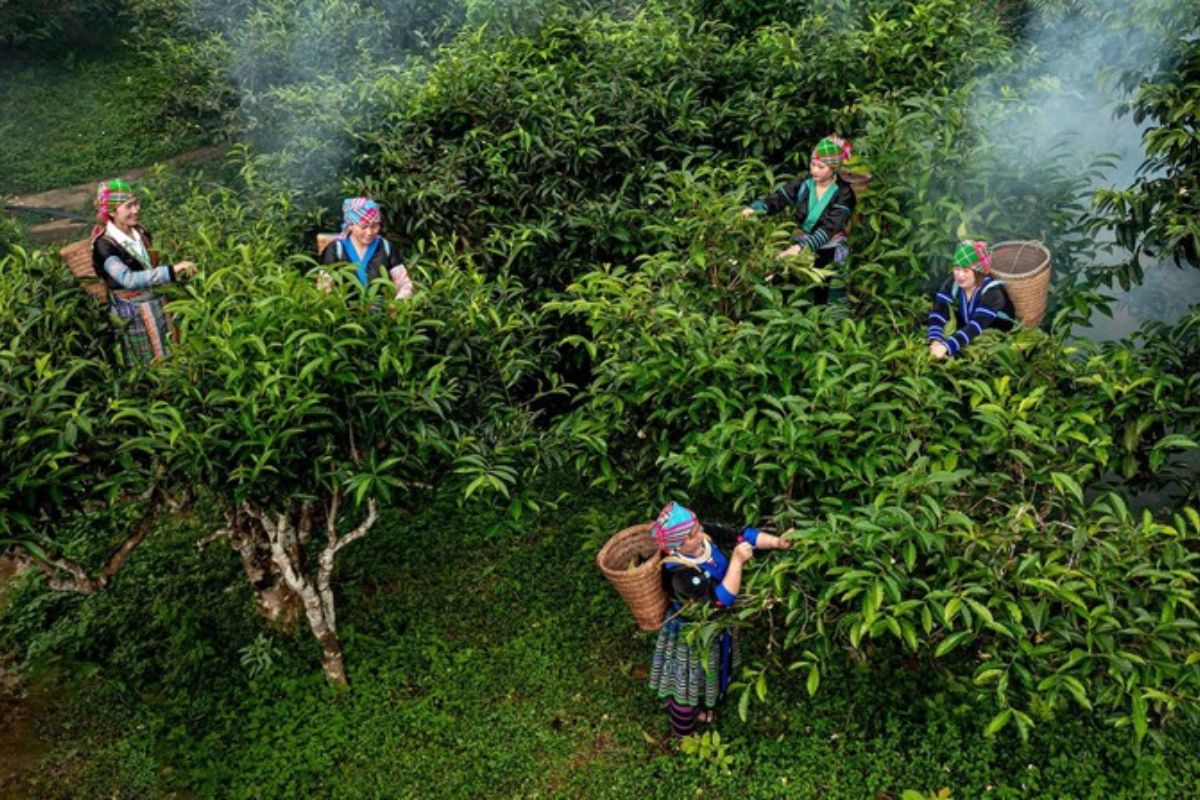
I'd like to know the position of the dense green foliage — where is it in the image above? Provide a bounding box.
[1098,4,1200,280]
[350,0,1010,290]
[2,0,1200,794]
[0,0,122,45]
[0,249,163,558]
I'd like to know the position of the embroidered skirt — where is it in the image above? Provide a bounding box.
[649,613,740,708]
[111,292,175,364]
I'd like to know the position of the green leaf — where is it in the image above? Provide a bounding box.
[984,708,1012,737]
[1051,472,1085,506]
[1132,693,1148,743]
[935,631,971,658]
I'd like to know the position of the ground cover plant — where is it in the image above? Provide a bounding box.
[0,47,206,197]
[2,0,1200,795]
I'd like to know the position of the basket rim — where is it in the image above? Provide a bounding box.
[596,523,660,576]
[990,239,1051,281]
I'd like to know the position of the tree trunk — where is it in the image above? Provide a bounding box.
[222,509,304,633]
[242,495,376,687]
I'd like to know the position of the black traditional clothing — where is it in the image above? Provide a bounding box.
[927,276,1016,356]
[92,223,177,364]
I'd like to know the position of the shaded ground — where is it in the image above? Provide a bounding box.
[0,557,46,798]
[0,48,210,199]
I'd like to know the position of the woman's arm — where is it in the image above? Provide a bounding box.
[384,243,414,299]
[747,177,808,216]
[716,542,754,605]
[103,255,174,289]
[927,279,953,341]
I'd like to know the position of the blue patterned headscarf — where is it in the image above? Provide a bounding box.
[340,197,381,236]
[650,501,698,553]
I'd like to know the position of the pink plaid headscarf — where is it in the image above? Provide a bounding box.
[952,239,993,274]
[92,179,135,237]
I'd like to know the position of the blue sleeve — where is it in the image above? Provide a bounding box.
[104,256,173,289]
[714,583,737,607]
[928,278,954,350]
[741,527,760,547]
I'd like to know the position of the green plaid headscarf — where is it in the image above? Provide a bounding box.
[812,135,852,167]
[952,239,992,274]
[93,179,136,236]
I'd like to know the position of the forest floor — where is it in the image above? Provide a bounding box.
[0,48,209,199]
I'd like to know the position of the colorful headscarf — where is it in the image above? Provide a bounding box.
[340,197,381,237]
[952,239,992,274]
[93,179,135,237]
[650,501,698,553]
[812,135,852,168]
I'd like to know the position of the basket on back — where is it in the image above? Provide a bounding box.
[596,523,668,631]
[59,238,108,305]
[990,240,1052,328]
[838,169,873,199]
[316,233,338,254]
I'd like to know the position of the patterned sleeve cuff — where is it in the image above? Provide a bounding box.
[750,200,767,214]
[714,584,737,607]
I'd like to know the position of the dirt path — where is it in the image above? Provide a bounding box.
[5,144,230,244]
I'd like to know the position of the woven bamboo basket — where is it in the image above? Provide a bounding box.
[990,240,1052,328]
[839,169,873,199]
[596,522,668,631]
[59,238,108,305]
[316,233,338,254]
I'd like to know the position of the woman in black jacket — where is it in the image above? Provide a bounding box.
[743,135,858,303]
[318,197,413,299]
[91,179,194,364]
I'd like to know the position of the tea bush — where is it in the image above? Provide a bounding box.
[551,149,1200,740]
[350,0,1011,292]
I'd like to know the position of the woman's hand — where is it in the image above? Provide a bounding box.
[731,541,755,563]
[173,260,196,278]
[740,207,757,218]
[929,340,948,360]
[775,244,803,259]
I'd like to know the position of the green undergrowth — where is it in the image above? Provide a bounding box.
[2,486,1199,799]
[0,47,208,197]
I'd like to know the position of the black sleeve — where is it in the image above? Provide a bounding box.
[385,239,403,269]
[755,176,808,216]
[319,241,341,265]
[92,236,123,281]
[928,278,955,342]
